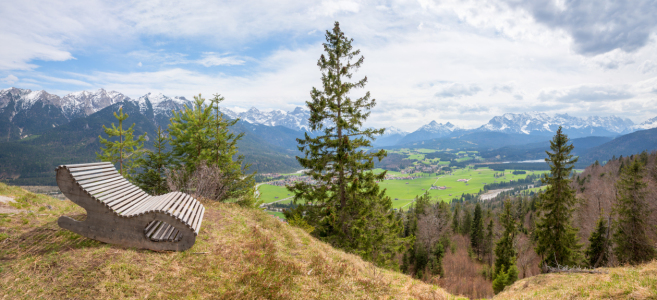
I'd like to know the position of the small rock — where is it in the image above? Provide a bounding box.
[46,205,53,210]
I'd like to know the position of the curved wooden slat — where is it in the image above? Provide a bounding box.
[56,163,205,250]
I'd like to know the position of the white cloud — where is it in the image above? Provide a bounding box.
[128,51,245,67]
[2,0,657,131]
[1,74,18,84]
[434,83,482,98]
[196,53,245,67]
[538,85,634,103]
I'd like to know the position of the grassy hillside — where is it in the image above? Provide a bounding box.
[0,183,459,299]
[497,262,657,299]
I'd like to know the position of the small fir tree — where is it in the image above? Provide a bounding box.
[97,107,146,180]
[452,203,460,234]
[493,199,518,294]
[534,126,582,268]
[494,199,516,276]
[471,202,484,258]
[613,159,656,265]
[461,209,472,236]
[287,22,408,267]
[134,126,172,195]
[585,213,609,267]
[168,94,253,200]
[485,219,494,267]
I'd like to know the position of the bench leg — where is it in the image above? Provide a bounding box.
[58,214,196,251]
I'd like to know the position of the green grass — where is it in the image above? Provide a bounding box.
[415,148,438,154]
[259,167,547,210]
[266,211,286,219]
[407,154,425,160]
[258,184,293,203]
[381,168,548,208]
[0,183,460,300]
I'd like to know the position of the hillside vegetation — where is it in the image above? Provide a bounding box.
[0,183,457,299]
[3,183,657,299]
[497,262,657,299]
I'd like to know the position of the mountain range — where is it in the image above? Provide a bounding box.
[3,87,657,143]
[1,87,657,184]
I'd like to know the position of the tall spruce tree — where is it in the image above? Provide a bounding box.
[168,94,253,200]
[452,203,461,234]
[534,126,582,268]
[585,214,609,267]
[288,22,407,267]
[613,159,656,265]
[493,198,518,294]
[134,126,172,195]
[97,107,146,180]
[461,209,472,236]
[471,202,484,258]
[485,219,494,267]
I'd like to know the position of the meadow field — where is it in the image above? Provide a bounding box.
[257,184,294,203]
[258,166,547,210]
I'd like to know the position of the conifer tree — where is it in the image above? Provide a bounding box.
[168,94,253,200]
[471,202,484,258]
[613,159,656,265]
[452,204,460,234]
[97,107,146,180]
[461,209,472,236]
[485,219,494,267]
[585,214,609,267]
[493,199,518,294]
[494,199,516,277]
[134,126,172,195]
[534,126,582,267]
[287,22,407,267]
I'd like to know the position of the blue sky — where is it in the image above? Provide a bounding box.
[2,0,657,130]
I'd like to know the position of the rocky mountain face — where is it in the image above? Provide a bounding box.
[219,106,314,131]
[134,93,193,127]
[0,88,130,140]
[476,112,635,138]
[633,116,657,131]
[372,126,409,147]
[3,87,657,146]
[396,121,461,145]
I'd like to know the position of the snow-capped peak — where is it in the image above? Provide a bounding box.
[383,126,409,136]
[419,120,458,133]
[632,116,657,130]
[479,112,635,136]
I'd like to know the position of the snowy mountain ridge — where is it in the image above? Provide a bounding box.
[2,87,656,143]
[477,112,636,136]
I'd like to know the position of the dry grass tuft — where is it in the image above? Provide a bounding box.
[496,260,657,299]
[0,183,462,299]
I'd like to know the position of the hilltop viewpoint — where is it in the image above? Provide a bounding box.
[0,183,656,299]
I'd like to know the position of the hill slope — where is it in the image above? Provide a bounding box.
[497,262,657,299]
[0,184,458,299]
[579,127,657,163]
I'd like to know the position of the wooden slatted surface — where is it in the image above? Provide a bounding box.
[56,163,204,240]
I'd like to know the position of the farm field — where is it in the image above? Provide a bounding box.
[383,167,547,209]
[266,211,285,219]
[258,167,548,210]
[257,184,293,203]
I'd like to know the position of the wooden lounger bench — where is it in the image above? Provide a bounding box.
[56,162,205,251]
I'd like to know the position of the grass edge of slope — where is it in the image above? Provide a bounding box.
[0,183,463,299]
